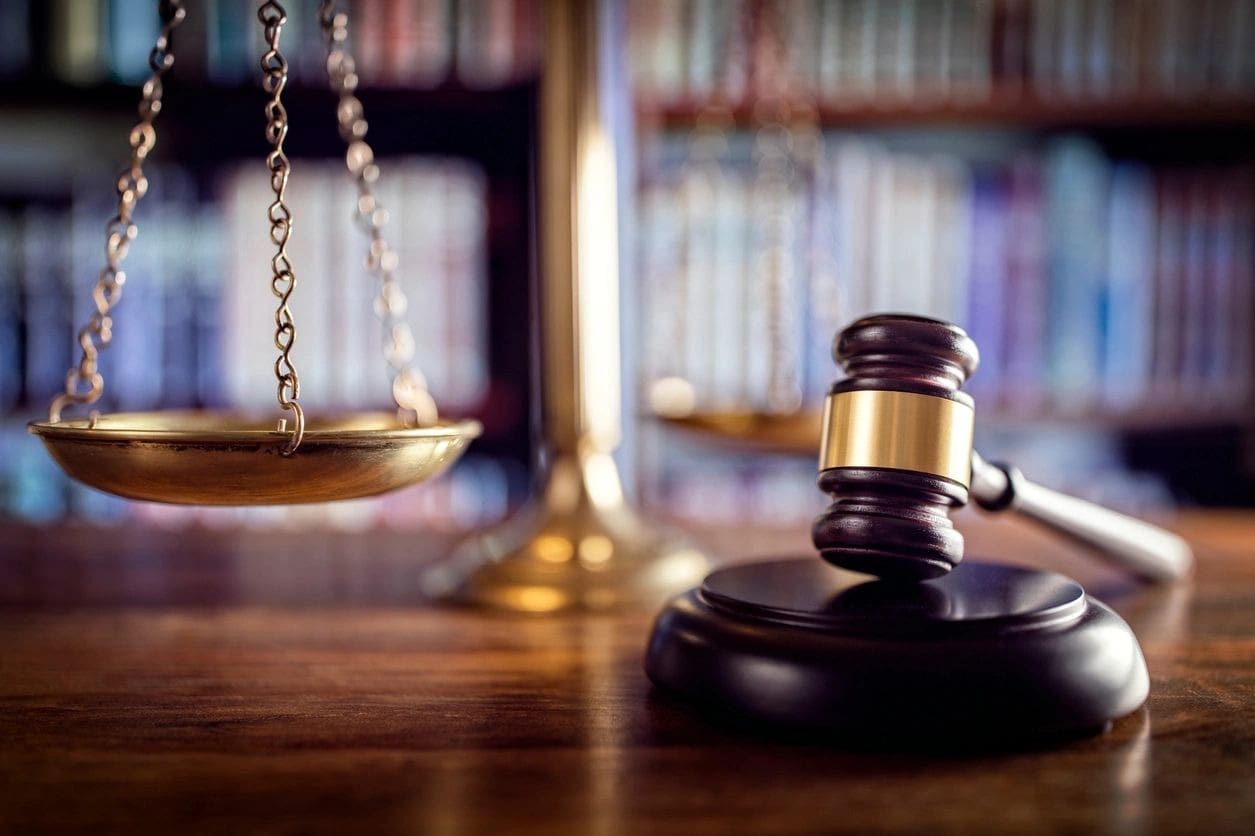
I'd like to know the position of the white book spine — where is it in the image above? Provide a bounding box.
[711,168,748,404]
[223,164,276,411]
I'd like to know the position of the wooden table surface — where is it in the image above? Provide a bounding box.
[1,510,1253,835]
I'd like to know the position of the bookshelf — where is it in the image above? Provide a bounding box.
[626,0,1255,523]
[638,94,1255,131]
[3,0,1254,530]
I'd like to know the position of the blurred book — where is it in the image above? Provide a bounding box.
[637,130,1254,417]
[629,0,1255,106]
[0,1,32,80]
[11,0,539,89]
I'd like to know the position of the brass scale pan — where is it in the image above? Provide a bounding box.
[29,413,480,506]
[29,4,480,506]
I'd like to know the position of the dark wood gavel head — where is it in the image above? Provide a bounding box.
[812,314,980,582]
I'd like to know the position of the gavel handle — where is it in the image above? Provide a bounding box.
[969,452,1194,583]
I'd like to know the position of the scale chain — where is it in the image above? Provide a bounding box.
[259,1,305,454]
[48,0,187,425]
[319,0,439,428]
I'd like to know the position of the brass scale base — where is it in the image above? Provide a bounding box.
[422,450,710,613]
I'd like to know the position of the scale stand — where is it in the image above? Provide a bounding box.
[426,449,708,612]
[421,0,710,612]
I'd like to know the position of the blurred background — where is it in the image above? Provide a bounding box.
[1,0,1253,535]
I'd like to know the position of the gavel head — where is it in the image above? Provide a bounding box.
[812,314,979,581]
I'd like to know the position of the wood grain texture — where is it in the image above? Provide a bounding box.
[1,511,1253,835]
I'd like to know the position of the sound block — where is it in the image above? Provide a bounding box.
[645,558,1148,744]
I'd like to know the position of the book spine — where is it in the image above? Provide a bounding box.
[1229,173,1254,398]
[22,208,75,408]
[193,206,225,408]
[964,169,1009,398]
[50,0,107,84]
[1102,162,1155,407]
[1044,138,1110,408]
[0,0,31,78]
[804,148,840,398]
[831,137,874,323]
[1204,170,1234,395]
[995,0,1031,93]
[1151,172,1186,396]
[0,212,21,410]
[108,0,162,83]
[353,0,388,86]
[1029,0,1057,97]
[111,172,167,411]
[284,161,332,409]
[686,0,720,101]
[221,163,273,410]
[447,161,490,405]
[817,0,842,104]
[207,0,252,85]
[403,0,451,88]
[1002,156,1047,409]
[934,158,973,326]
[1084,0,1114,99]
[680,165,717,402]
[1178,175,1210,394]
[174,0,211,83]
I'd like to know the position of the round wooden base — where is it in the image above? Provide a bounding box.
[645,558,1148,745]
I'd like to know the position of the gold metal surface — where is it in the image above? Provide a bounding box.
[819,390,974,486]
[425,449,709,612]
[440,0,709,611]
[29,411,480,505]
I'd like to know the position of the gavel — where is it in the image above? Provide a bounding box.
[647,312,1165,741]
[812,314,1194,583]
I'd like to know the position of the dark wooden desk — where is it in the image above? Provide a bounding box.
[1,512,1253,835]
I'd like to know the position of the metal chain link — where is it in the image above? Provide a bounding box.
[258,1,305,453]
[49,0,187,424]
[319,0,439,428]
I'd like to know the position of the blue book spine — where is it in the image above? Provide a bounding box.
[208,0,252,84]
[1102,162,1155,407]
[108,0,162,83]
[1044,137,1110,407]
[194,208,225,407]
[106,182,165,411]
[804,151,840,402]
[0,213,21,410]
[21,208,74,408]
[0,1,30,78]
[965,169,1009,399]
[161,211,199,408]
[4,419,69,522]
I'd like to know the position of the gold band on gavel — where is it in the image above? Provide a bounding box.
[819,390,975,488]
